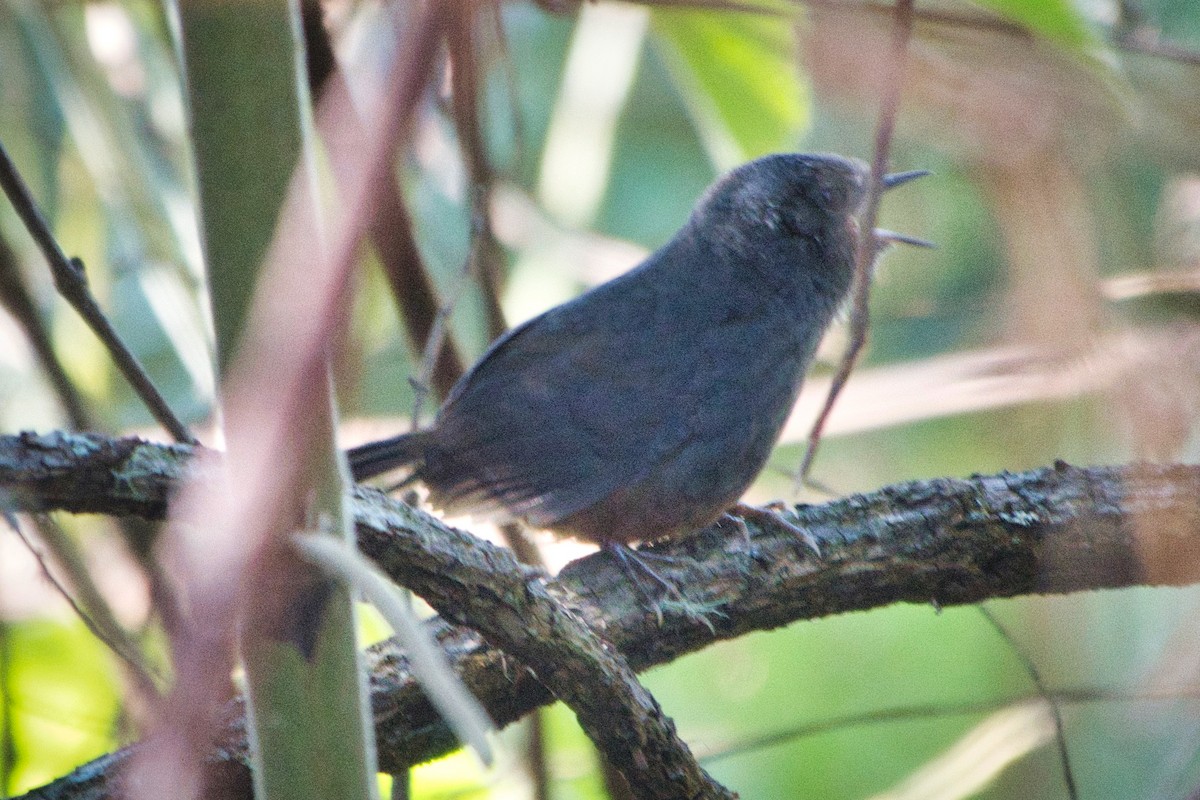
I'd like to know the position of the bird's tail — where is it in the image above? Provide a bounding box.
[347,431,430,481]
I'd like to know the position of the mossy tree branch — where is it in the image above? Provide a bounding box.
[3,430,1199,799]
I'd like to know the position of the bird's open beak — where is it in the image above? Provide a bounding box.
[882,169,932,190]
[875,169,934,248]
[875,228,936,249]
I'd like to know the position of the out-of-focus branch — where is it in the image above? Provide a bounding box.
[0,233,93,430]
[1114,23,1200,66]
[447,0,509,345]
[300,1,467,401]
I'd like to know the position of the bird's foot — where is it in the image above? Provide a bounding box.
[729,502,822,558]
[601,541,720,629]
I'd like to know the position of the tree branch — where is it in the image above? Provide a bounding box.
[3,430,1199,799]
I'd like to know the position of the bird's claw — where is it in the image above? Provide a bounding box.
[730,502,822,558]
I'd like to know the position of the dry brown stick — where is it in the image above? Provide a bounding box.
[300,0,467,402]
[797,0,915,483]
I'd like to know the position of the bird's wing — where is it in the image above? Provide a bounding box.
[426,267,705,526]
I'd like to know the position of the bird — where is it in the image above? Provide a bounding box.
[350,152,927,579]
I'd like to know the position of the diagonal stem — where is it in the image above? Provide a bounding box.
[0,139,196,444]
[797,0,915,484]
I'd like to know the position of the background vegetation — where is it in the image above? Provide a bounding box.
[1,0,1199,798]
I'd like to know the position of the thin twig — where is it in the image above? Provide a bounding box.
[407,181,500,428]
[697,684,1200,765]
[31,514,163,700]
[3,512,161,702]
[796,0,915,484]
[0,232,93,430]
[0,140,195,444]
[375,181,470,402]
[409,268,472,428]
[979,605,1079,800]
[448,0,509,344]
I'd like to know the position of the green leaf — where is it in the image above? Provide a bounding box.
[651,9,809,168]
[968,0,1098,52]
[3,621,121,796]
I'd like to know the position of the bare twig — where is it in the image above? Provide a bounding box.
[404,181,501,428]
[448,0,509,344]
[697,685,1200,765]
[796,0,915,484]
[376,184,469,404]
[0,140,195,444]
[408,266,473,428]
[3,512,160,702]
[0,233,94,430]
[979,606,1078,800]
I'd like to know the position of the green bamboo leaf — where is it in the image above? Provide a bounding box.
[969,0,1098,52]
[651,9,809,167]
[177,1,307,373]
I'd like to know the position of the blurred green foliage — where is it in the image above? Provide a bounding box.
[2,0,1200,798]
[1,621,122,793]
[971,0,1099,51]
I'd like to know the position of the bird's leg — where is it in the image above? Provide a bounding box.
[729,502,822,557]
[601,542,725,630]
[603,540,679,593]
[601,541,693,626]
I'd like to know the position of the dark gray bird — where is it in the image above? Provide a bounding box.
[350,153,926,552]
